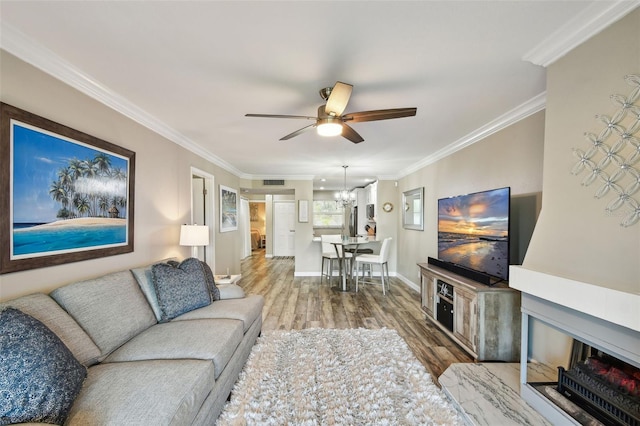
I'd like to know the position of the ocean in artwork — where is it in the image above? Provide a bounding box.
[13,220,126,256]
[10,122,130,258]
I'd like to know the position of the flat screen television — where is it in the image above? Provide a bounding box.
[437,187,510,283]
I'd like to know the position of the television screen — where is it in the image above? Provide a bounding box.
[437,187,510,281]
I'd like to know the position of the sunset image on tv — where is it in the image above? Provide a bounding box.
[437,187,510,281]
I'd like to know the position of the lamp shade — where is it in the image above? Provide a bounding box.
[179,225,210,247]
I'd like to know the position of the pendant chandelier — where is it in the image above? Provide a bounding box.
[335,165,356,207]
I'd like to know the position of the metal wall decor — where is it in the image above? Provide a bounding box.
[571,74,640,227]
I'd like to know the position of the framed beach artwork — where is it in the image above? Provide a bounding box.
[0,103,135,274]
[219,185,237,232]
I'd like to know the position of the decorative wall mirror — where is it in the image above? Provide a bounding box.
[402,187,424,230]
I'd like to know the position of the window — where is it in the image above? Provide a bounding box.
[312,200,344,227]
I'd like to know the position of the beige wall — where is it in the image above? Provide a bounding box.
[521,10,640,367]
[396,111,546,284]
[523,9,640,293]
[0,51,240,301]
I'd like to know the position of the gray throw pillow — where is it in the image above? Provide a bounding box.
[0,307,87,425]
[200,261,221,301]
[152,257,211,321]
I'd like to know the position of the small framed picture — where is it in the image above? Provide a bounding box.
[298,200,309,223]
[219,185,238,232]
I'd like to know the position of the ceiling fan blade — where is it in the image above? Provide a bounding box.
[342,107,417,123]
[280,123,316,140]
[325,82,353,116]
[341,123,364,144]
[246,113,316,120]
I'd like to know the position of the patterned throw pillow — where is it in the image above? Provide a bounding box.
[0,307,87,425]
[152,257,211,321]
[200,260,221,301]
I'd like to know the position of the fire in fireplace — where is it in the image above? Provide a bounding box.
[557,352,640,426]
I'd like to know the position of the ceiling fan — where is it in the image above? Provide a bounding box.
[245,81,417,144]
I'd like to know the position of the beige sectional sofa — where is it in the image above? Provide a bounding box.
[0,259,264,425]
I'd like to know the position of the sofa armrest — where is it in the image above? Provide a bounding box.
[217,284,245,300]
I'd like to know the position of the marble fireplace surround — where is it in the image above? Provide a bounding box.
[509,265,640,424]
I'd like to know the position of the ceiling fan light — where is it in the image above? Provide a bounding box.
[317,121,342,137]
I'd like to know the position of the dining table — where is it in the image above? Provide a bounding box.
[330,236,378,292]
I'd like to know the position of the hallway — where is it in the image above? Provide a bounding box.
[239,249,473,385]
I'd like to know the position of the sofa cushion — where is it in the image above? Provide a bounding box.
[66,359,214,426]
[152,258,211,321]
[104,318,243,379]
[131,258,180,322]
[0,307,87,425]
[1,293,100,366]
[200,260,221,301]
[174,294,264,333]
[131,265,164,322]
[218,283,246,299]
[51,270,157,359]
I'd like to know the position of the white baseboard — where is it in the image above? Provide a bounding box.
[395,273,420,292]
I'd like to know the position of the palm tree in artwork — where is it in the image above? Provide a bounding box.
[74,195,90,217]
[68,159,85,180]
[110,167,126,180]
[49,153,127,220]
[93,153,111,175]
[57,167,74,215]
[49,180,68,218]
[98,196,110,217]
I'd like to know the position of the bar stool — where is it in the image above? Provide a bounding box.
[320,235,351,284]
[355,237,392,294]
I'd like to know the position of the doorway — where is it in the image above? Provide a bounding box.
[190,167,214,269]
[239,198,251,259]
[273,200,295,257]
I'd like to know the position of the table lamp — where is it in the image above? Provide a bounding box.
[179,224,210,258]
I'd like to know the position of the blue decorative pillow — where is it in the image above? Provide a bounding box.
[200,261,221,301]
[152,257,211,321]
[0,307,87,425]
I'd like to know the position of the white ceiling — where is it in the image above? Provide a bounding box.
[1,1,637,191]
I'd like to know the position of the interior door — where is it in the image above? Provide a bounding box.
[190,168,214,270]
[273,201,295,256]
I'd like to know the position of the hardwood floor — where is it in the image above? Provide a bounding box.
[239,249,473,385]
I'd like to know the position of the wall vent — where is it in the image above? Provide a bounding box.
[263,179,285,186]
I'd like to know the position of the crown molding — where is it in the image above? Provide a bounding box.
[397,92,546,180]
[523,1,640,67]
[238,173,314,181]
[0,24,243,177]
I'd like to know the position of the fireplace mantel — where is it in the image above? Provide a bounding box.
[509,266,639,333]
[509,265,640,424]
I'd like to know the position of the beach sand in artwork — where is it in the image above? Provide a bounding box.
[15,217,126,231]
[439,240,509,279]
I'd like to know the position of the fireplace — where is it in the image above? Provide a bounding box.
[556,352,640,425]
[510,266,640,425]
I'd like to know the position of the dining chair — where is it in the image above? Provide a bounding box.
[320,235,352,285]
[355,237,392,294]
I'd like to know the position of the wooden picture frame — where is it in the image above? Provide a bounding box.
[0,103,135,274]
[219,185,238,232]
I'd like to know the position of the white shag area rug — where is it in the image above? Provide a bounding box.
[217,328,464,425]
